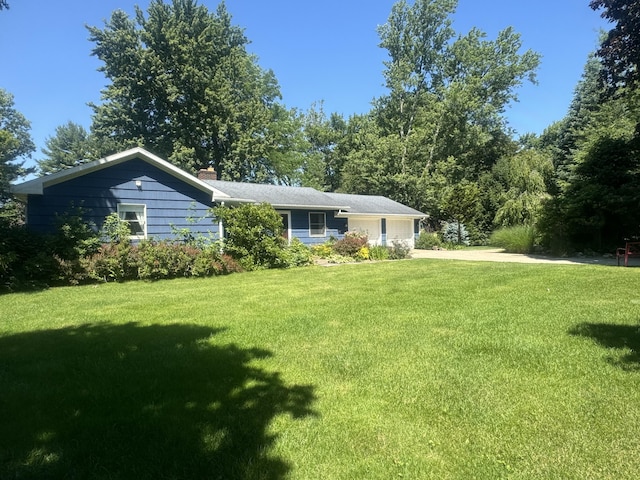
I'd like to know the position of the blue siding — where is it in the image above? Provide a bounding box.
[27,158,218,240]
[286,209,347,245]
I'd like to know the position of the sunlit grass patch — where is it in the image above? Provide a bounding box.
[1,260,640,478]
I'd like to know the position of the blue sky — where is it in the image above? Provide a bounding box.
[1,1,608,171]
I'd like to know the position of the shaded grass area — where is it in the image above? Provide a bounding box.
[0,323,315,479]
[1,260,640,478]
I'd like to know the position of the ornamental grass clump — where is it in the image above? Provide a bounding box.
[368,244,390,260]
[489,225,536,254]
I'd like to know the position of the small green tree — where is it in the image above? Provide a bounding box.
[213,203,287,270]
[441,179,481,243]
[38,121,95,175]
[492,149,554,227]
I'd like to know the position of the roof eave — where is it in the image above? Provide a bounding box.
[336,212,426,219]
[270,203,351,210]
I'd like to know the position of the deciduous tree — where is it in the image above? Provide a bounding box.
[299,103,348,191]
[88,0,289,181]
[0,89,34,204]
[590,0,640,91]
[492,149,554,227]
[341,0,539,228]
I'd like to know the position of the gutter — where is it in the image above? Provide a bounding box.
[335,212,426,219]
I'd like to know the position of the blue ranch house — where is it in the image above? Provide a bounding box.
[11,148,426,247]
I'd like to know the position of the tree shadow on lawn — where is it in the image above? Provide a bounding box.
[569,322,640,371]
[0,322,316,479]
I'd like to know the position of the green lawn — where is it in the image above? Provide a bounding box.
[1,260,639,479]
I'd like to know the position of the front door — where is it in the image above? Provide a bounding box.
[279,212,291,242]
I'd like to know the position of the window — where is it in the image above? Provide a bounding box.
[309,212,326,237]
[117,204,147,240]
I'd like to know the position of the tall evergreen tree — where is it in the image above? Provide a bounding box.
[538,43,640,252]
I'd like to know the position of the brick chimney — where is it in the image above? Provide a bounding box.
[197,167,217,181]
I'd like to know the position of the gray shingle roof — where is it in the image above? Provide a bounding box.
[203,180,350,209]
[325,192,426,217]
[205,180,426,217]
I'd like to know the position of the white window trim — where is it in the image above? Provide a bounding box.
[117,203,147,240]
[309,212,326,238]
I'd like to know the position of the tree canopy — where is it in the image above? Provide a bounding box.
[0,88,34,204]
[27,0,640,252]
[88,0,291,181]
[537,39,640,253]
[590,0,640,91]
[339,0,540,227]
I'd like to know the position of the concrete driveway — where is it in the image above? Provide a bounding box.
[409,248,627,266]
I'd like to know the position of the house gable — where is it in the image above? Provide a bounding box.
[24,157,217,239]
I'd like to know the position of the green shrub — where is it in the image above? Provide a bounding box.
[101,212,132,244]
[212,203,288,270]
[135,240,197,280]
[191,245,221,277]
[0,214,99,291]
[388,241,411,260]
[51,208,101,260]
[0,209,243,289]
[0,225,60,291]
[284,238,314,267]
[415,230,442,250]
[192,251,243,276]
[83,242,137,282]
[48,209,102,285]
[489,225,536,254]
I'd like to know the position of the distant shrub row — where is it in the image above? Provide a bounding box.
[414,221,471,250]
[0,217,244,291]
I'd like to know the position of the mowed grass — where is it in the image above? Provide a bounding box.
[1,260,640,479]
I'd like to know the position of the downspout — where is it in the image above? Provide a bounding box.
[218,201,225,243]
